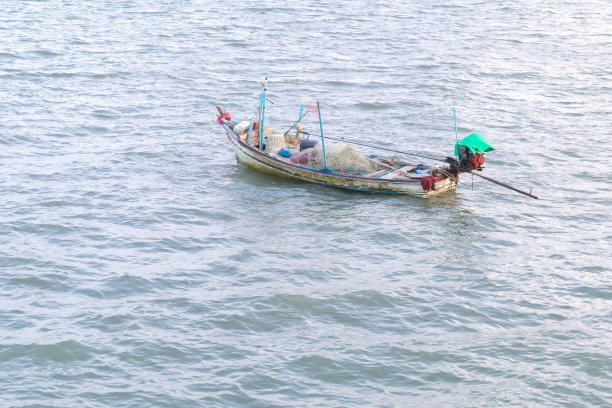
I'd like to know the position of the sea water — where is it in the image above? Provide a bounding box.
[1,1,610,406]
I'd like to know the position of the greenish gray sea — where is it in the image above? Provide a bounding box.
[1,0,610,406]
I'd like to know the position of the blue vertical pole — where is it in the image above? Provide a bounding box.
[452,108,460,162]
[259,78,267,150]
[296,104,304,137]
[317,101,328,171]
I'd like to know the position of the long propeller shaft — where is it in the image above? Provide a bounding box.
[471,172,539,199]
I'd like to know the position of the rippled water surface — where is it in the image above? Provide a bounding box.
[1,1,611,406]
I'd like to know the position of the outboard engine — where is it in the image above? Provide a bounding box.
[458,145,475,172]
[444,156,460,176]
[453,132,494,173]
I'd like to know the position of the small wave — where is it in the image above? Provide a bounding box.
[91,109,118,119]
[34,50,62,57]
[572,285,611,300]
[325,80,353,86]
[89,71,131,78]
[341,290,398,308]
[49,72,76,78]
[10,221,74,236]
[0,340,93,363]
[225,41,249,48]
[9,272,73,292]
[415,64,439,70]
[82,125,109,133]
[0,52,22,59]
[355,102,392,110]
[99,274,156,299]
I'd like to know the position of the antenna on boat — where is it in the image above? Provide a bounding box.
[452,108,460,163]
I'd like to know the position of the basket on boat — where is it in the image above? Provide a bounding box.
[265,133,286,153]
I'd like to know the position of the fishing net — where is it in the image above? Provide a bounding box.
[305,142,385,174]
[291,148,316,165]
[307,101,320,119]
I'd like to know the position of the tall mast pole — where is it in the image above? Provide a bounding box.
[259,77,268,150]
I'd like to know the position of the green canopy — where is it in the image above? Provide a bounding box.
[454,133,495,155]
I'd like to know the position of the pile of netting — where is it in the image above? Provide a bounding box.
[293,142,387,175]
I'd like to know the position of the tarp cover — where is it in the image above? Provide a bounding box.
[454,133,495,155]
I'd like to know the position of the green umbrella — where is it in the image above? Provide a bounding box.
[454,133,495,155]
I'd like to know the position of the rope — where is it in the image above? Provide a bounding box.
[283,111,310,136]
[436,167,459,184]
[299,132,447,162]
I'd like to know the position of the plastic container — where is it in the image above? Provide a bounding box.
[300,139,319,151]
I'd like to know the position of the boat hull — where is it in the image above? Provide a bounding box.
[222,123,457,196]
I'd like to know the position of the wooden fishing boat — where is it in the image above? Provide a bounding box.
[215,79,508,198]
[219,122,456,196]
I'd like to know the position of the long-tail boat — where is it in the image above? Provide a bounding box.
[215,78,504,197]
